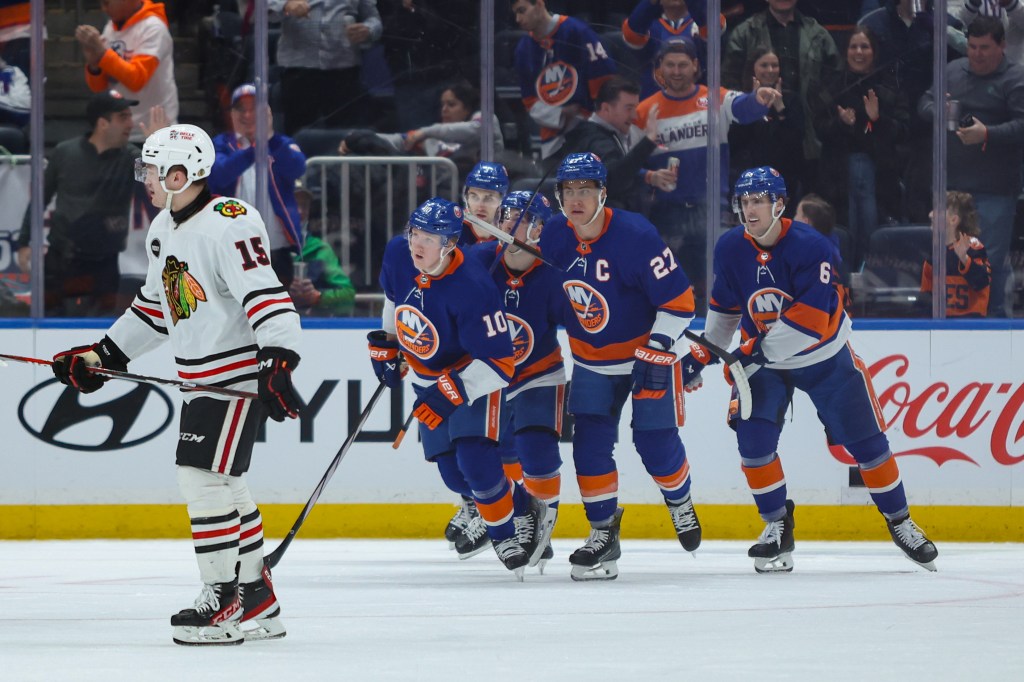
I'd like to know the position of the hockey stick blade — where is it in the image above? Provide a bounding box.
[463,213,560,269]
[264,381,388,570]
[0,352,258,400]
[682,330,753,420]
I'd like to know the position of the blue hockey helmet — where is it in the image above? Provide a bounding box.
[501,190,552,225]
[555,152,607,186]
[407,197,464,243]
[732,166,787,204]
[464,161,510,195]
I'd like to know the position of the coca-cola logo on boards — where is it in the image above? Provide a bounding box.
[829,355,1024,467]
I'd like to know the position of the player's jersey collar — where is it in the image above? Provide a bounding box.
[743,217,792,259]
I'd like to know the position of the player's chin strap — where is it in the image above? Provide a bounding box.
[742,200,784,246]
[417,241,457,277]
[160,175,195,211]
[558,191,607,230]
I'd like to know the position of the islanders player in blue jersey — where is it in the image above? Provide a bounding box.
[369,197,554,579]
[460,161,510,246]
[466,190,567,572]
[680,167,939,573]
[538,152,702,581]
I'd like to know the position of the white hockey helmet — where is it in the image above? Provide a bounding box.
[137,124,215,194]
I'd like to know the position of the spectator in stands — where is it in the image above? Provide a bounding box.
[919,16,1024,317]
[621,0,726,99]
[921,190,991,317]
[209,83,308,287]
[16,91,140,316]
[511,0,617,166]
[860,1,966,222]
[0,0,30,80]
[0,53,29,129]
[811,26,909,270]
[722,0,840,200]
[958,0,1024,66]
[728,46,804,202]
[269,0,382,135]
[77,0,178,142]
[637,40,779,310]
[290,183,356,316]
[561,76,659,212]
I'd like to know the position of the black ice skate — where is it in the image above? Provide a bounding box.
[569,507,624,581]
[749,499,796,574]
[886,514,938,572]
[514,495,556,568]
[491,536,530,581]
[454,515,490,559]
[240,566,286,641]
[445,496,480,549]
[171,580,243,646]
[667,496,702,555]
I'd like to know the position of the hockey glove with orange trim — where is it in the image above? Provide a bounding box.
[631,333,675,400]
[367,330,406,388]
[725,335,767,386]
[413,372,466,430]
[52,335,129,394]
[679,337,720,393]
[257,347,305,422]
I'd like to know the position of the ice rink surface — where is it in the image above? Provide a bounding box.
[1,539,1022,681]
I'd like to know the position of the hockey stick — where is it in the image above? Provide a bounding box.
[0,352,258,400]
[392,408,416,449]
[682,330,753,420]
[463,213,560,269]
[487,164,557,274]
[264,380,388,570]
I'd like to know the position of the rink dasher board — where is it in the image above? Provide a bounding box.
[0,325,1022,541]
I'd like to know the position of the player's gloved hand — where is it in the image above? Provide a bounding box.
[725,335,768,386]
[367,330,406,388]
[257,347,304,422]
[413,372,466,430]
[631,333,675,400]
[679,337,720,393]
[52,335,129,394]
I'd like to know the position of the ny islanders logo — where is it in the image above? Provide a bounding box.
[162,256,207,325]
[535,61,579,107]
[506,314,534,366]
[747,287,793,333]
[564,280,609,334]
[395,305,440,360]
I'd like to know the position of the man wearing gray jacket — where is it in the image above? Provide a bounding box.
[269,0,382,134]
[919,16,1024,317]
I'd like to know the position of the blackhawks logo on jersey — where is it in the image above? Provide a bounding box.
[214,199,248,218]
[162,256,208,325]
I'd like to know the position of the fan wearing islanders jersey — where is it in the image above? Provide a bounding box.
[679,166,939,575]
[512,0,617,162]
[370,197,554,580]
[621,0,727,98]
[537,152,701,581]
[468,191,567,562]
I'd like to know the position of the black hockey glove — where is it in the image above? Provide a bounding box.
[367,330,406,388]
[631,333,675,400]
[52,335,129,394]
[679,337,721,393]
[413,372,467,430]
[257,347,305,422]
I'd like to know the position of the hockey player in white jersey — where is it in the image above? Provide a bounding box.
[51,124,304,645]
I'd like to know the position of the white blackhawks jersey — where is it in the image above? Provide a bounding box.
[107,195,301,402]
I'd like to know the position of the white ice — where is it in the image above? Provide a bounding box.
[1,539,1022,681]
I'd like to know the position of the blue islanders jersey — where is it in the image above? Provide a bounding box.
[468,243,567,398]
[709,219,852,369]
[622,0,727,98]
[539,208,695,374]
[379,236,515,393]
[516,15,616,156]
